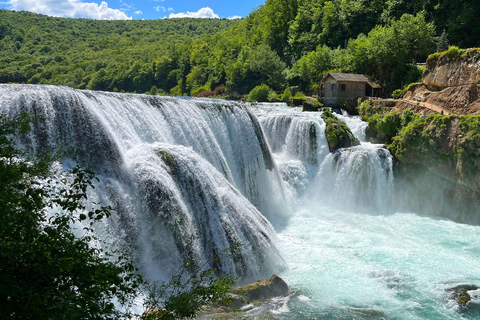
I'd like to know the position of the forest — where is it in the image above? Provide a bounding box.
[0,0,479,97]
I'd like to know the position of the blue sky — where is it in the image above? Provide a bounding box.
[0,0,265,20]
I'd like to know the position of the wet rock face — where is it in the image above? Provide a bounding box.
[447,284,479,307]
[321,109,360,152]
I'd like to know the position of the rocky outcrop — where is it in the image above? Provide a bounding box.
[402,83,480,115]
[234,274,288,301]
[390,114,480,224]
[199,275,290,319]
[322,108,360,152]
[424,48,480,90]
[447,285,479,307]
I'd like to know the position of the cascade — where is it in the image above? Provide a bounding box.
[4,86,479,318]
[253,104,393,211]
[0,84,285,282]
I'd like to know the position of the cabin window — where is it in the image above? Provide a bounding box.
[331,83,336,92]
[341,84,346,91]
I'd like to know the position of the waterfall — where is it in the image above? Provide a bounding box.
[314,143,394,211]
[253,104,393,211]
[0,84,285,282]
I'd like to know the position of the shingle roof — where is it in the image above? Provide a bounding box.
[321,72,381,88]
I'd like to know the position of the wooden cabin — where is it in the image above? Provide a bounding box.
[321,72,381,106]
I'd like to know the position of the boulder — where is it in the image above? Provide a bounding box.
[447,284,479,307]
[302,97,322,112]
[321,108,360,152]
[234,274,289,301]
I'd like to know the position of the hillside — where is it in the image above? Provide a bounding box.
[0,9,238,93]
[1,0,480,96]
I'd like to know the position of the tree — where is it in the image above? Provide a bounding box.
[0,114,143,319]
[247,84,273,102]
[437,29,449,52]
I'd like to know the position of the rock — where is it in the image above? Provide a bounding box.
[142,307,175,320]
[423,48,480,91]
[291,98,305,106]
[234,274,289,302]
[302,97,322,112]
[342,99,360,115]
[321,108,360,152]
[447,284,479,307]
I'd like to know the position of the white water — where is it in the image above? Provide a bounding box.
[2,87,480,319]
[250,104,480,319]
[0,85,285,283]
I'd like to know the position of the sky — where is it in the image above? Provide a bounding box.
[0,0,266,20]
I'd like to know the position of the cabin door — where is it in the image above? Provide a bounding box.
[365,84,372,96]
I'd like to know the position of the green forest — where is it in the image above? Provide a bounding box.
[1,0,479,97]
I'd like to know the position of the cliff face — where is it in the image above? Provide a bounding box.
[390,115,480,224]
[423,48,480,90]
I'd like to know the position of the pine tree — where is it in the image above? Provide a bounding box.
[437,30,449,52]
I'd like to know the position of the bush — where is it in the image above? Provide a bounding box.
[281,88,292,102]
[196,90,215,97]
[392,89,404,99]
[293,91,306,99]
[268,91,279,102]
[192,86,209,96]
[213,84,226,95]
[247,84,272,102]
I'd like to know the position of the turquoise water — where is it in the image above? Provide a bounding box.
[252,104,480,319]
[276,205,480,319]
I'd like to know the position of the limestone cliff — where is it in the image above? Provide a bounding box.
[423,48,480,90]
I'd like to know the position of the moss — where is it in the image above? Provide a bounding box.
[358,100,391,120]
[362,109,419,144]
[302,99,322,112]
[427,47,480,70]
[158,150,175,168]
[321,109,360,152]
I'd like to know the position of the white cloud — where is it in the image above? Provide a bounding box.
[228,15,242,20]
[7,0,131,20]
[134,10,142,15]
[155,5,165,12]
[168,7,219,19]
[167,7,173,11]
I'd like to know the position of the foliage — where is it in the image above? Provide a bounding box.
[143,243,238,319]
[191,86,209,97]
[247,84,273,102]
[0,114,143,319]
[267,91,279,102]
[2,0,480,95]
[437,30,449,53]
[281,88,292,102]
[293,91,306,99]
[392,81,422,99]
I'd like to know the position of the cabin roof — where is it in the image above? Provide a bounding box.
[321,72,381,88]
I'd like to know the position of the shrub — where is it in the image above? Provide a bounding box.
[192,86,209,96]
[247,84,272,102]
[293,91,306,99]
[213,84,226,95]
[281,88,292,102]
[196,90,214,97]
[268,91,279,102]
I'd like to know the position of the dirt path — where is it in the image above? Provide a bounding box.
[404,99,451,115]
